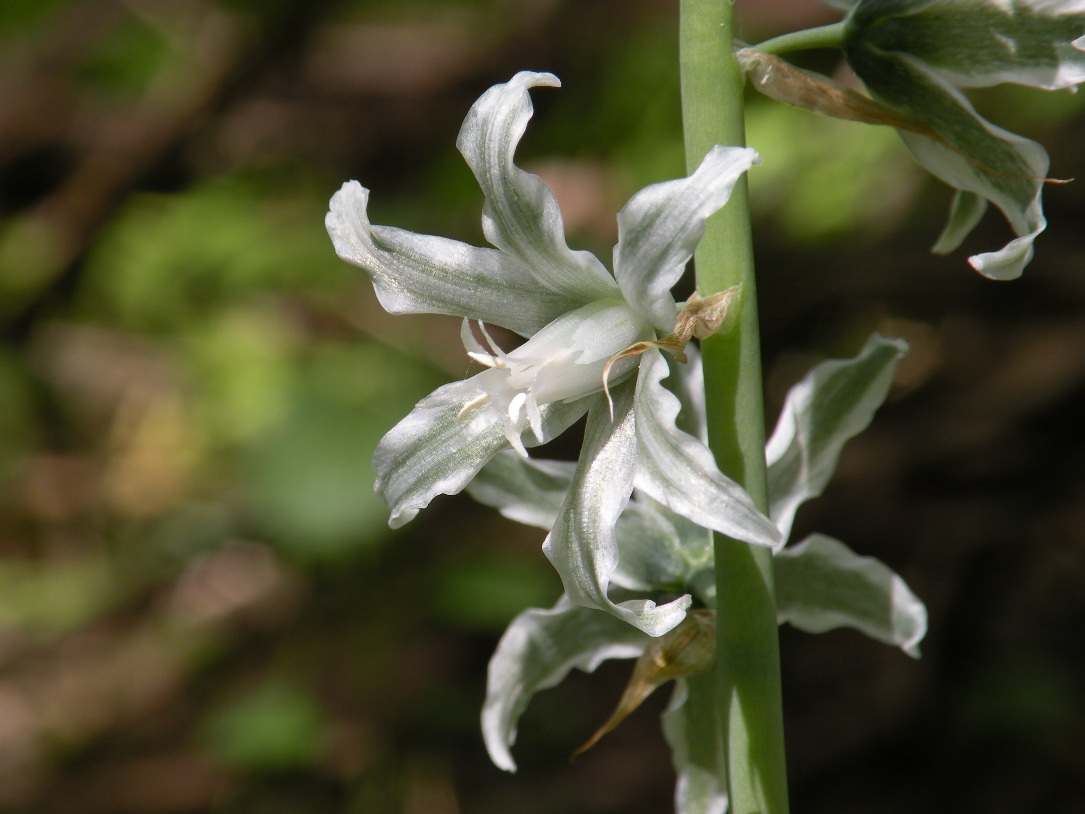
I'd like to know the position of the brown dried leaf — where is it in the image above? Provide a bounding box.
[736,48,940,139]
[573,609,715,757]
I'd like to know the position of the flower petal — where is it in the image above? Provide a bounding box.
[766,333,907,540]
[482,596,649,772]
[613,500,712,595]
[374,377,588,528]
[614,146,761,333]
[456,72,618,303]
[931,189,988,255]
[326,181,578,336]
[846,46,1050,279]
[466,449,575,530]
[774,533,928,657]
[633,351,784,549]
[543,384,693,636]
[661,676,728,814]
[965,219,1045,279]
[848,0,1085,90]
[469,448,711,598]
[668,345,708,444]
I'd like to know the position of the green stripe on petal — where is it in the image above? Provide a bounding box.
[614,145,761,333]
[848,45,1050,279]
[766,333,907,540]
[457,72,619,303]
[326,182,578,337]
[848,0,1085,90]
[374,378,588,528]
[543,384,693,637]
[775,533,928,657]
[482,596,649,772]
[633,351,784,549]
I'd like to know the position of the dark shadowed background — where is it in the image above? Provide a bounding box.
[0,0,1083,812]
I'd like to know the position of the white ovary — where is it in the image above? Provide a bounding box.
[461,299,651,454]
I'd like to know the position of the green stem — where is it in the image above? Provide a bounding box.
[750,21,847,55]
[679,2,790,814]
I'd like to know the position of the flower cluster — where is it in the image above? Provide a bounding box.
[324,64,949,811]
[473,334,927,808]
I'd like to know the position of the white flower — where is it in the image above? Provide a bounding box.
[839,0,1085,279]
[457,300,647,457]
[326,72,783,635]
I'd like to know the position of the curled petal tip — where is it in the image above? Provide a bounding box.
[509,70,561,89]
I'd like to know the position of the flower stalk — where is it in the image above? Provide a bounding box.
[680,1,790,813]
[751,21,846,56]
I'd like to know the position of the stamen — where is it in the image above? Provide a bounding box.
[461,320,508,367]
[458,392,490,417]
[526,394,543,442]
[460,319,490,357]
[507,430,529,458]
[600,337,690,419]
[508,391,528,424]
[602,344,647,420]
[467,351,501,368]
[476,321,508,358]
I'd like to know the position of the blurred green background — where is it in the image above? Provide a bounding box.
[1,1,1084,812]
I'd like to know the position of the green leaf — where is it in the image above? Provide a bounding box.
[85,179,348,331]
[245,396,391,559]
[430,556,558,632]
[0,555,120,639]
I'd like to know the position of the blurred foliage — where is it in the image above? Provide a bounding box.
[81,177,349,331]
[747,99,917,243]
[73,14,172,99]
[0,0,1083,813]
[202,679,330,770]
